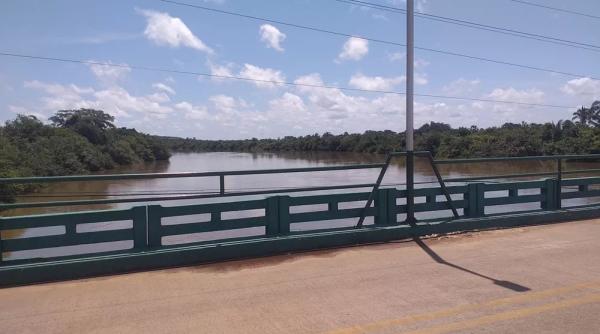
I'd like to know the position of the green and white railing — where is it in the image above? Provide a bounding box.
[1,152,600,286]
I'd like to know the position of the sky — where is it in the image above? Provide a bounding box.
[0,0,599,139]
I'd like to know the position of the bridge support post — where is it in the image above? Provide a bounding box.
[465,183,485,218]
[132,206,148,250]
[266,196,290,236]
[147,205,163,248]
[374,189,388,225]
[542,178,559,211]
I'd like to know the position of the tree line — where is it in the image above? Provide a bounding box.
[0,109,170,202]
[159,101,600,158]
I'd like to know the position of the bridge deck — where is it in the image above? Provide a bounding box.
[1,219,599,334]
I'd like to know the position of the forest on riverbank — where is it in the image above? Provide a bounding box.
[0,109,170,202]
[160,101,600,158]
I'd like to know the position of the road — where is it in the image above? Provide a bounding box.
[1,219,599,333]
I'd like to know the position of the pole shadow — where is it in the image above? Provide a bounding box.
[412,236,530,292]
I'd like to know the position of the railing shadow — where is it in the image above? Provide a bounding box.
[412,236,530,292]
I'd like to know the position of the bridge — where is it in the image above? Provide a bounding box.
[1,153,600,332]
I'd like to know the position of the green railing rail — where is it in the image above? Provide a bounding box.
[1,152,600,286]
[0,163,385,210]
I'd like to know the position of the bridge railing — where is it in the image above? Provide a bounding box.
[1,153,600,266]
[0,163,385,210]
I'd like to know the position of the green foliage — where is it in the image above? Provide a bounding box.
[50,108,116,144]
[157,102,600,159]
[0,110,171,202]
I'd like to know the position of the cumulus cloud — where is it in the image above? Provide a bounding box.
[338,37,369,61]
[175,101,209,120]
[152,83,176,95]
[88,61,131,83]
[139,9,213,54]
[210,94,250,112]
[207,61,235,83]
[23,80,173,118]
[442,78,481,96]
[239,64,285,88]
[486,87,544,104]
[349,73,405,91]
[269,93,306,113]
[561,77,600,100]
[259,24,286,52]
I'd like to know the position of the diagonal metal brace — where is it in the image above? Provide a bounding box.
[425,152,459,218]
[356,154,393,228]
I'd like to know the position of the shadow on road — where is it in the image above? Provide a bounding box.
[412,236,530,292]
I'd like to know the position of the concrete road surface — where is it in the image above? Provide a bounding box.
[1,219,600,333]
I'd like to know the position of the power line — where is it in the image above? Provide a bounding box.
[333,0,600,52]
[0,51,576,109]
[156,0,599,81]
[509,0,600,20]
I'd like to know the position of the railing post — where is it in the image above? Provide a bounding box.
[374,188,388,225]
[219,175,225,195]
[266,196,290,236]
[278,196,291,235]
[465,183,485,218]
[132,206,148,250]
[386,188,398,225]
[147,205,162,248]
[556,159,562,209]
[542,178,559,211]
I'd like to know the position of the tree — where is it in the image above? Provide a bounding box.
[590,101,600,127]
[3,115,47,142]
[572,106,593,126]
[50,109,115,129]
[50,109,115,144]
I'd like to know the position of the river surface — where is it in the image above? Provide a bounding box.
[3,152,600,261]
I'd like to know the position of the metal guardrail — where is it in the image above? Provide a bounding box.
[1,152,600,285]
[0,163,385,210]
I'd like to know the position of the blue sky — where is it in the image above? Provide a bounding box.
[0,0,599,139]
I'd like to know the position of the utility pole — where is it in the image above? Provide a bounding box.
[405,0,416,225]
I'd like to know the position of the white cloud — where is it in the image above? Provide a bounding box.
[209,94,250,112]
[8,105,46,120]
[561,77,600,100]
[152,83,176,95]
[486,87,544,104]
[87,61,131,86]
[338,37,369,61]
[269,93,306,113]
[349,73,405,91]
[442,78,481,96]
[239,64,285,88]
[139,9,213,54]
[23,80,173,118]
[388,52,429,69]
[175,101,209,120]
[18,75,564,138]
[207,61,235,82]
[388,52,405,62]
[259,24,286,52]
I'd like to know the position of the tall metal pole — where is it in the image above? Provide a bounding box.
[405,0,416,225]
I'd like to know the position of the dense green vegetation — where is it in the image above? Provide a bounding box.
[159,101,600,158]
[0,109,170,202]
